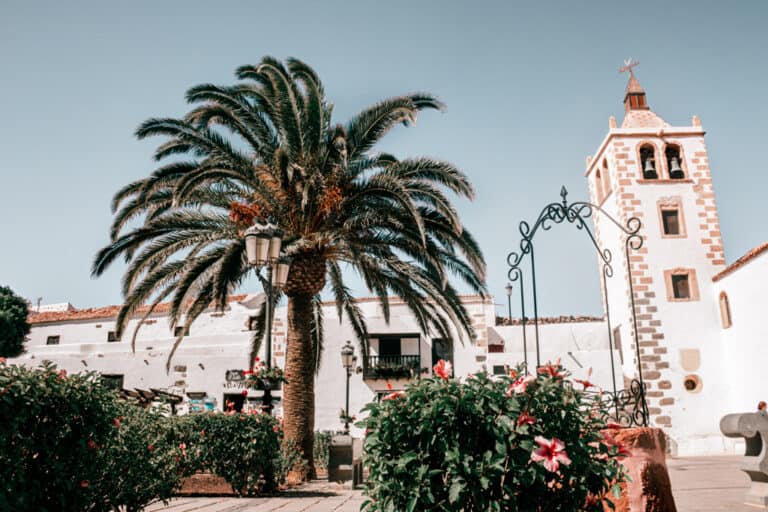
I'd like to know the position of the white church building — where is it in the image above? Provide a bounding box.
[10,70,768,456]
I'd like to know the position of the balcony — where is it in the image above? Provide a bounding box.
[363,355,422,380]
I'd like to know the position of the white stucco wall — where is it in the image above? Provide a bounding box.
[715,251,768,421]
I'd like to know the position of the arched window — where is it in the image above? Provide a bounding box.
[639,144,658,179]
[719,291,732,329]
[601,159,612,197]
[594,169,604,203]
[666,144,685,179]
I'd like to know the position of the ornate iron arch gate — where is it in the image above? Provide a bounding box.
[506,187,649,427]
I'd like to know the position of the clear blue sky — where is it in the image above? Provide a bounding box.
[1,1,766,317]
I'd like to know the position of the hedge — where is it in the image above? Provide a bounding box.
[0,362,294,511]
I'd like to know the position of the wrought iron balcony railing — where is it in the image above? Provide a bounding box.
[363,355,421,380]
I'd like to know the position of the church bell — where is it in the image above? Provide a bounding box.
[668,157,684,179]
[643,158,658,179]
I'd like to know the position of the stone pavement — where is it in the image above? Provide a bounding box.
[669,455,756,511]
[144,481,364,512]
[147,456,758,511]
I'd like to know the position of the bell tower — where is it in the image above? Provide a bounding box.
[586,61,727,455]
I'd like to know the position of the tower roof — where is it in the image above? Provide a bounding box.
[618,61,669,128]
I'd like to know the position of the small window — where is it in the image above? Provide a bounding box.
[601,159,612,196]
[671,274,690,299]
[174,326,189,337]
[107,331,120,342]
[612,326,624,365]
[666,144,684,179]
[492,365,507,375]
[661,209,680,235]
[639,144,658,179]
[594,169,604,203]
[101,374,124,391]
[46,336,60,345]
[719,292,732,329]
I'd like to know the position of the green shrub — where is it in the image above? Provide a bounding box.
[0,362,186,511]
[174,412,286,495]
[0,363,294,510]
[361,363,628,511]
[313,430,344,470]
[0,285,29,358]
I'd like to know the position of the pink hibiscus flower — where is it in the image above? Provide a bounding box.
[433,359,452,380]
[505,375,536,396]
[382,391,406,401]
[517,411,536,427]
[537,361,565,379]
[531,436,571,472]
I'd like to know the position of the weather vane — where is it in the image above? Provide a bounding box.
[619,58,639,75]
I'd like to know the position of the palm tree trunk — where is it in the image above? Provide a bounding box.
[283,292,317,478]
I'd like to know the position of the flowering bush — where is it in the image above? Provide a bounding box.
[0,363,297,510]
[0,362,187,511]
[173,412,288,495]
[361,361,628,511]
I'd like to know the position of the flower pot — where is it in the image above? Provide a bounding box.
[602,427,677,511]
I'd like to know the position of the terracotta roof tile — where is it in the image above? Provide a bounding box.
[495,315,604,326]
[28,294,249,325]
[712,242,768,282]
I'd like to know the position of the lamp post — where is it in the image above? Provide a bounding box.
[505,283,513,324]
[341,340,356,434]
[245,220,291,415]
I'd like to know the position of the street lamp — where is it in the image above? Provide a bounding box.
[245,220,291,415]
[505,283,513,324]
[341,340,356,434]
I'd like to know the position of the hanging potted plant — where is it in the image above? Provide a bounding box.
[243,358,288,391]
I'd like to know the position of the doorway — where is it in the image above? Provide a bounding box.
[223,393,245,412]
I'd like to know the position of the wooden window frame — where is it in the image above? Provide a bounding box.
[664,268,700,302]
[46,335,60,345]
[657,197,687,239]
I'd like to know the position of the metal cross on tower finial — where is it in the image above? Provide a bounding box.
[619,58,640,75]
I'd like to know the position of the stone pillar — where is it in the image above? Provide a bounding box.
[605,427,677,512]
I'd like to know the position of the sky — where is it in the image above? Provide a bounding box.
[1,1,767,318]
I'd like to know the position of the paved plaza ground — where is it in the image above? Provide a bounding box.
[148,456,755,511]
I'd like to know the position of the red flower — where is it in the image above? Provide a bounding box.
[531,436,571,472]
[509,369,518,379]
[584,493,599,507]
[254,357,260,362]
[0,357,6,364]
[386,381,393,391]
[382,391,405,401]
[517,411,536,427]
[112,418,121,428]
[58,369,68,379]
[433,359,452,380]
[241,389,249,396]
[602,432,631,458]
[80,480,89,489]
[505,375,535,396]
[605,421,623,430]
[537,361,565,379]
[243,370,254,376]
[574,378,597,390]
[148,444,154,452]
[273,425,280,432]
[87,439,97,450]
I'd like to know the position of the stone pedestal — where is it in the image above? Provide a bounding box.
[720,412,768,508]
[328,434,363,486]
[604,427,677,512]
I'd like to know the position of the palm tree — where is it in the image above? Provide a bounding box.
[93,57,486,476]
